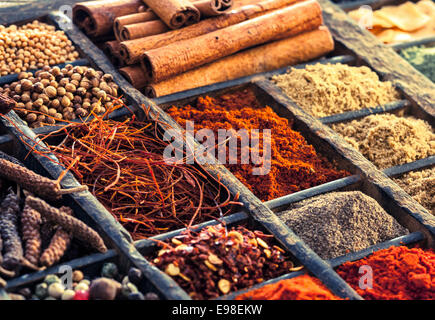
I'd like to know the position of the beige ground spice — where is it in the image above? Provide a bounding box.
[332,114,435,169]
[393,167,435,215]
[271,63,400,117]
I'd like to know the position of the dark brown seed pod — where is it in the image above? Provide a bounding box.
[40,207,73,267]
[21,204,42,266]
[0,189,23,270]
[25,196,107,253]
[0,92,16,114]
[0,159,87,201]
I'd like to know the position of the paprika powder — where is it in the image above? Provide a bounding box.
[336,246,435,300]
[236,274,342,300]
[167,89,349,201]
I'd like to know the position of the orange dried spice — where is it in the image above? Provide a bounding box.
[336,246,435,300]
[236,274,342,300]
[167,89,349,201]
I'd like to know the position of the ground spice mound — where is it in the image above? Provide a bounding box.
[167,89,348,201]
[336,246,435,300]
[271,63,400,117]
[278,191,408,260]
[401,46,435,82]
[393,167,435,215]
[236,274,342,300]
[332,114,435,169]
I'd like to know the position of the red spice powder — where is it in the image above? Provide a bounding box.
[336,246,435,300]
[236,274,342,300]
[167,89,348,201]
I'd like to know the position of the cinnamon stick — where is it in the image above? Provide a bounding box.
[120,20,170,41]
[73,0,144,37]
[194,0,234,16]
[103,41,125,67]
[141,0,322,83]
[0,93,16,115]
[142,0,200,29]
[119,65,149,89]
[144,27,334,97]
[119,0,301,64]
[114,11,158,40]
[117,0,233,40]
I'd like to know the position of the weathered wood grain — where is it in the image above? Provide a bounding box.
[0,0,82,24]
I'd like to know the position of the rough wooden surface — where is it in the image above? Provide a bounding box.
[0,0,82,24]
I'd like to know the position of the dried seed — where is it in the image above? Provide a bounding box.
[171,238,182,246]
[165,263,180,276]
[257,238,269,249]
[264,249,272,258]
[178,273,191,282]
[218,279,231,295]
[204,260,217,272]
[289,265,304,272]
[227,231,243,243]
[157,249,169,256]
[208,254,223,265]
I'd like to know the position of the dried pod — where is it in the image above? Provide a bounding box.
[40,207,73,267]
[21,204,42,266]
[25,196,107,253]
[0,189,23,270]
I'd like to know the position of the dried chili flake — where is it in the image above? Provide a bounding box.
[150,225,297,300]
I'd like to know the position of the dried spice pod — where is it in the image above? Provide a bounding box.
[40,207,73,267]
[0,189,23,271]
[25,196,107,253]
[0,93,16,114]
[21,204,42,266]
[0,151,24,167]
[0,159,86,201]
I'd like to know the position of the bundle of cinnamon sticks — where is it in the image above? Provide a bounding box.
[73,0,335,97]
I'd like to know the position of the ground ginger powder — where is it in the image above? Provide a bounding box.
[394,167,435,215]
[332,114,435,169]
[272,63,400,117]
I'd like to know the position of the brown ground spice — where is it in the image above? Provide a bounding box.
[393,167,435,215]
[332,114,435,169]
[167,89,349,201]
[272,63,400,117]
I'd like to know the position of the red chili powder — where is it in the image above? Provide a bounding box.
[167,89,348,201]
[336,246,435,300]
[236,274,342,300]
